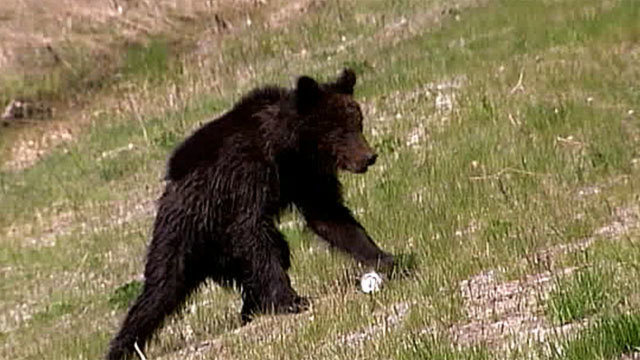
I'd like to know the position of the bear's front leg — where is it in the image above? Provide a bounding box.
[294,175,395,273]
[308,213,395,271]
[301,201,394,273]
[241,287,309,324]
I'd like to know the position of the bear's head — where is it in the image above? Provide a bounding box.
[296,69,377,174]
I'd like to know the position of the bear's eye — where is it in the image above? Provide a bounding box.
[354,108,364,132]
[343,103,363,132]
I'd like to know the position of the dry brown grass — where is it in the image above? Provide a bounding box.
[0,0,258,71]
[0,0,318,170]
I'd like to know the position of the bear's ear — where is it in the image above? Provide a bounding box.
[296,75,321,112]
[333,68,356,95]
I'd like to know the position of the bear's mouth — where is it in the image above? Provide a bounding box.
[340,161,372,174]
[352,164,370,173]
[336,153,377,174]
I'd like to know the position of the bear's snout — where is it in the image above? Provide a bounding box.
[365,153,377,167]
[339,135,377,174]
[349,151,377,174]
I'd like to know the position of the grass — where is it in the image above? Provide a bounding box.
[398,334,491,360]
[0,0,256,104]
[551,313,640,360]
[108,281,143,311]
[547,267,611,325]
[1,0,640,359]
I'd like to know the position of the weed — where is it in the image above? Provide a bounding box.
[109,280,144,311]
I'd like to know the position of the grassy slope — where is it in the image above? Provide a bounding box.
[1,0,639,359]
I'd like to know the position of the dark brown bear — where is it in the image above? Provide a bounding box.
[106,69,394,360]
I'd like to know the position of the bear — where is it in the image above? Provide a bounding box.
[106,69,394,360]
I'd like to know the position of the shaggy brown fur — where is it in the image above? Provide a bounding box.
[106,69,393,360]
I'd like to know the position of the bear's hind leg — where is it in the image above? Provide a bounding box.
[106,255,200,360]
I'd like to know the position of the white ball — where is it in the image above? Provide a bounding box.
[360,271,383,294]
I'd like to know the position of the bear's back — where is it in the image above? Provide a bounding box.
[165,86,289,181]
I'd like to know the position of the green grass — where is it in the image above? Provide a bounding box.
[547,267,611,325]
[108,280,143,311]
[398,334,491,360]
[0,44,102,104]
[121,38,172,82]
[551,313,640,360]
[1,0,640,359]
[32,301,74,323]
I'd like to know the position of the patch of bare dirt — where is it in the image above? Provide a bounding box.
[621,352,640,360]
[452,205,640,352]
[268,0,323,28]
[0,0,227,71]
[157,304,315,360]
[532,205,639,268]
[594,205,639,238]
[451,267,582,351]
[359,75,466,158]
[336,301,411,348]
[0,0,269,172]
[3,186,158,248]
[152,288,412,359]
[157,337,226,360]
[0,300,39,334]
[2,124,74,171]
[374,0,488,44]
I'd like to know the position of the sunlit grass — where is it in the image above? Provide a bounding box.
[551,313,640,360]
[547,267,610,325]
[1,0,639,359]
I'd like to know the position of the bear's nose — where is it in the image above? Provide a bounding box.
[366,153,378,167]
